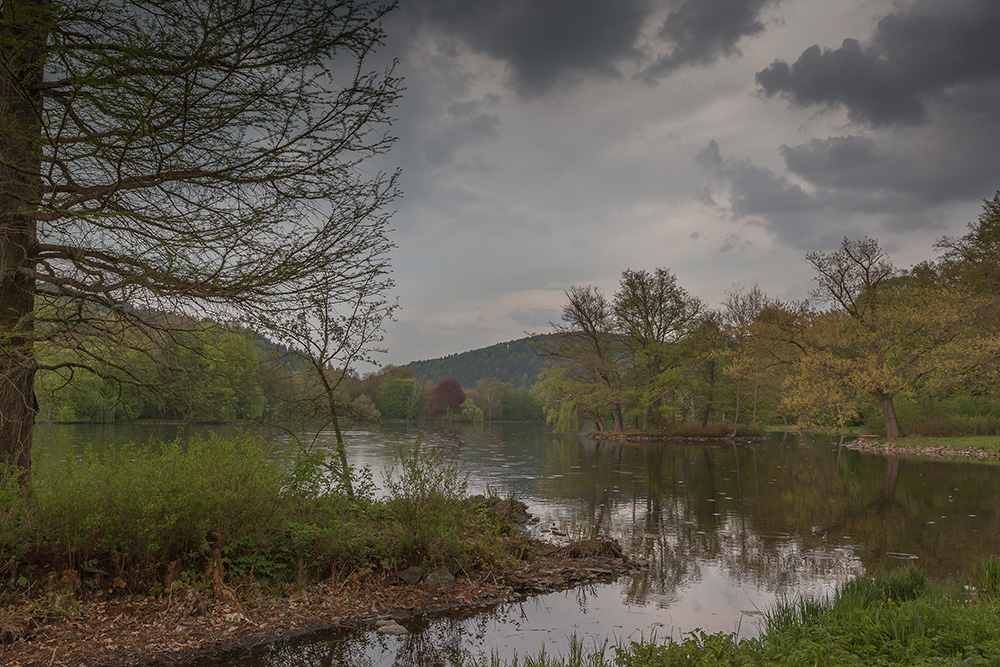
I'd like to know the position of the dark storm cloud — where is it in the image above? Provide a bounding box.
[642,0,778,81]
[699,139,945,248]
[778,106,1000,211]
[701,102,1000,247]
[755,0,1000,127]
[400,0,652,98]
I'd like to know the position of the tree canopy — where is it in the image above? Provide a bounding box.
[0,0,400,471]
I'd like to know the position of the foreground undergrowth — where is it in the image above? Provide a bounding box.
[0,434,532,614]
[479,564,1000,667]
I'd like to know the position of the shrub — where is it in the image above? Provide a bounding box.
[29,433,289,575]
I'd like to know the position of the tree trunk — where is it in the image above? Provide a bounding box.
[0,0,47,475]
[642,366,651,432]
[329,401,355,499]
[880,457,901,505]
[731,376,742,437]
[877,392,903,440]
[701,359,716,427]
[611,404,624,432]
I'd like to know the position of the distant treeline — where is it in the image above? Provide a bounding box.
[35,319,544,424]
[408,336,551,388]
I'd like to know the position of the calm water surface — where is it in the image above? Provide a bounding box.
[35,423,1000,665]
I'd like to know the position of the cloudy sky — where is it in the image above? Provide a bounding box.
[369,0,1000,367]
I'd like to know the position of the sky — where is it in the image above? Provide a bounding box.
[369,0,1000,368]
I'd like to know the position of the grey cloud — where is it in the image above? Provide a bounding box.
[696,139,723,170]
[700,141,906,248]
[401,0,652,98]
[756,0,1000,127]
[421,95,502,168]
[700,117,1000,250]
[643,0,778,81]
[700,142,833,248]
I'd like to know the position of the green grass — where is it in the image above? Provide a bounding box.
[0,433,531,598]
[476,565,1000,667]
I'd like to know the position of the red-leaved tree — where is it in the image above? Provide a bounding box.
[428,378,465,418]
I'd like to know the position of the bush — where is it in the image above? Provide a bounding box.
[30,433,289,575]
[384,438,517,568]
[3,433,528,596]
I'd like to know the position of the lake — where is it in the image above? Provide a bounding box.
[35,422,1000,666]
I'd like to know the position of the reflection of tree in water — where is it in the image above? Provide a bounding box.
[544,436,985,608]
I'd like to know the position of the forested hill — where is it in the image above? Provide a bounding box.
[407,336,551,388]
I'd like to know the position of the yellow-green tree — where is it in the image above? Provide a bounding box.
[536,285,627,432]
[803,237,979,439]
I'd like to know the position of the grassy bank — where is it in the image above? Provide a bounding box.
[0,434,532,605]
[480,565,1000,667]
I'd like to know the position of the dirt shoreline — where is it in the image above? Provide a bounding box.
[587,432,764,443]
[842,438,1000,460]
[3,540,642,667]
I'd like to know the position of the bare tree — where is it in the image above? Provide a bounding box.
[0,0,401,473]
[258,265,396,498]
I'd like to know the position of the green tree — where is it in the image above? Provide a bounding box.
[537,285,627,432]
[474,377,508,422]
[501,386,543,422]
[0,0,400,474]
[932,191,1000,394]
[376,376,426,420]
[613,268,703,431]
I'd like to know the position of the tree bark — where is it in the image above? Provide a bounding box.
[0,0,47,473]
[611,404,624,432]
[701,358,716,427]
[877,392,903,440]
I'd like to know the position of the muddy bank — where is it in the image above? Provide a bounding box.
[2,539,642,667]
[843,438,1000,460]
[588,431,764,444]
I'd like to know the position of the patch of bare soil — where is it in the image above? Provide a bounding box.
[2,539,642,667]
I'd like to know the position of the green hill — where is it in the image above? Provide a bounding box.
[407,336,551,388]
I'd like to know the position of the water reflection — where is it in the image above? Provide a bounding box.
[34,423,1000,665]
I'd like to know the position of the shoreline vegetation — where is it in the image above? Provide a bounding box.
[0,434,637,666]
[587,427,765,443]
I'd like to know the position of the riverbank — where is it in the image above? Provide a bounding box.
[2,537,639,667]
[1,433,642,666]
[844,434,1000,460]
[587,424,763,444]
[469,565,1000,666]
